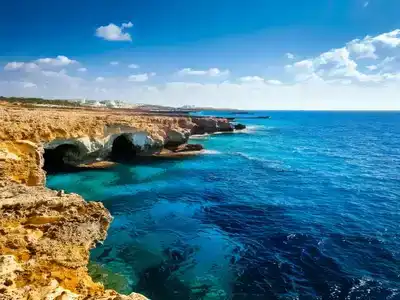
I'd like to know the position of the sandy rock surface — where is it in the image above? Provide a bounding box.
[0,181,147,300]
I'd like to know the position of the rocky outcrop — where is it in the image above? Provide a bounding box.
[165,129,191,147]
[191,117,234,134]
[0,141,45,186]
[0,181,147,300]
[171,143,204,152]
[0,103,243,300]
[0,105,195,185]
[234,123,246,130]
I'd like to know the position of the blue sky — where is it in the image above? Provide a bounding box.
[1,0,400,109]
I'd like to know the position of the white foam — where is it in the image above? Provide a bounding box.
[190,134,210,140]
[202,150,222,155]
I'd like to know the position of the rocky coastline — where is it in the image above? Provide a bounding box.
[0,103,245,299]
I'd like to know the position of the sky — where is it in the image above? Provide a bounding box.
[1,0,400,110]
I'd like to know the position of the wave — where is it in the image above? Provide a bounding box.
[190,125,271,139]
[237,125,276,134]
[189,134,210,140]
[202,150,222,155]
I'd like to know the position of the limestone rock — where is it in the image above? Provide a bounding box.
[234,123,246,130]
[191,117,234,134]
[0,181,148,300]
[174,143,204,152]
[165,129,190,147]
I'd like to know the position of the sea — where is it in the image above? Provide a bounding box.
[47,111,400,300]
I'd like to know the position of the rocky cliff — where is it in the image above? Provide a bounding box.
[0,181,146,300]
[0,105,195,185]
[0,103,241,300]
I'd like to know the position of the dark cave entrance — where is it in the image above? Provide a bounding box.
[111,134,139,162]
[43,144,81,173]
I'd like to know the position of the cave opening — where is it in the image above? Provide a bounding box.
[43,144,81,173]
[111,134,140,162]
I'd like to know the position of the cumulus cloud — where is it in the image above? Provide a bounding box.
[286,29,400,85]
[77,67,87,72]
[110,61,119,66]
[36,55,77,67]
[177,68,230,77]
[128,64,139,69]
[3,29,400,110]
[266,80,283,85]
[239,76,265,83]
[4,62,39,72]
[95,22,133,41]
[23,82,37,88]
[286,53,295,59]
[128,73,149,82]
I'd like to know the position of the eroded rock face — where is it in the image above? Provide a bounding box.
[0,141,45,186]
[0,105,195,185]
[0,181,147,300]
[234,123,246,130]
[165,129,191,148]
[191,117,234,134]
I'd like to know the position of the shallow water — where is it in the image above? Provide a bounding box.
[47,111,400,299]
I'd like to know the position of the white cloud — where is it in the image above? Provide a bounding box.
[4,62,25,70]
[4,62,39,72]
[363,1,369,7]
[128,64,139,69]
[286,53,295,59]
[266,80,283,85]
[77,67,87,72]
[95,22,133,42]
[3,29,400,110]
[177,68,230,77]
[110,61,119,66]
[122,22,133,28]
[23,82,37,88]
[42,69,67,77]
[286,29,400,85]
[372,29,400,47]
[347,40,377,59]
[239,76,264,83]
[36,55,77,67]
[128,73,149,82]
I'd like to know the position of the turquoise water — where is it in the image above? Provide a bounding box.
[47,111,400,299]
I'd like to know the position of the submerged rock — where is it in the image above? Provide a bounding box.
[234,123,246,130]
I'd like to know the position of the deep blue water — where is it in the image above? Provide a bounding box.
[47,111,400,300]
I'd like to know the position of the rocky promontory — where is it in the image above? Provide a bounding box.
[0,103,244,299]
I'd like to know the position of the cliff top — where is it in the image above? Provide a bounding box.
[0,103,194,143]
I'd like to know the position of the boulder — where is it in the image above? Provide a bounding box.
[191,117,234,134]
[216,120,234,132]
[165,129,190,147]
[174,143,204,152]
[234,123,246,130]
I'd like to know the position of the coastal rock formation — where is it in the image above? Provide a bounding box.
[0,103,242,300]
[0,181,147,300]
[174,143,204,152]
[191,117,234,134]
[0,141,45,186]
[165,129,191,147]
[234,123,246,130]
[0,104,195,185]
